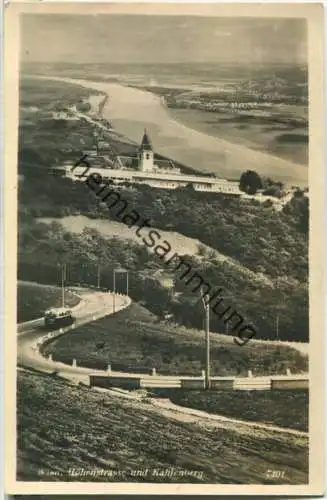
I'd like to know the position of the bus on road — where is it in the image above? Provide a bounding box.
[44,307,76,329]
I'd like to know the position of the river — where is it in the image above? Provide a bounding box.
[36,76,308,186]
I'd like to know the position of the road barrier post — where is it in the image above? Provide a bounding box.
[248,370,253,378]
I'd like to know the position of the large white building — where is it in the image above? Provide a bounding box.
[60,130,243,195]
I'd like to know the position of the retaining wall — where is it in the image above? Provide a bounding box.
[90,375,141,390]
[271,378,309,390]
[181,379,205,390]
[210,378,234,390]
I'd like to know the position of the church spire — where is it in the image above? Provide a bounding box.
[140,128,152,151]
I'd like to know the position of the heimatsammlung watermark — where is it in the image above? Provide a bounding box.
[70,156,257,346]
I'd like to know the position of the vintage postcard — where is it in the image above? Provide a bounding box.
[4,2,325,495]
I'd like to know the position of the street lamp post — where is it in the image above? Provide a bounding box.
[81,262,87,287]
[61,263,66,308]
[113,269,116,312]
[97,262,101,289]
[113,268,129,313]
[200,289,211,390]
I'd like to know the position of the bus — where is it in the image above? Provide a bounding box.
[44,307,76,329]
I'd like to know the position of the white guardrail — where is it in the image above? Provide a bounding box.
[89,373,309,391]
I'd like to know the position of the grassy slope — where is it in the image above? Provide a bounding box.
[44,303,308,376]
[17,281,80,322]
[17,371,308,484]
[153,390,308,432]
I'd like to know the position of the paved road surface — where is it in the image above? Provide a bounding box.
[18,289,130,383]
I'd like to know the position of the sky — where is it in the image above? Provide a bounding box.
[21,14,307,65]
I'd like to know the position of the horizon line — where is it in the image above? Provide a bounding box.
[21,61,308,67]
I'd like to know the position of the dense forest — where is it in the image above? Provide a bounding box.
[20,171,308,281]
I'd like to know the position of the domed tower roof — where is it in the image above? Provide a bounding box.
[140,129,153,151]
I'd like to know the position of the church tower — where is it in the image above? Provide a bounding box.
[138,129,154,172]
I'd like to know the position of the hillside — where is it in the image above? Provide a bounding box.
[19,78,308,279]
[154,390,308,432]
[17,370,308,484]
[18,76,309,342]
[18,213,308,341]
[43,303,307,376]
[19,77,102,173]
[17,281,80,322]
[39,214,274,288]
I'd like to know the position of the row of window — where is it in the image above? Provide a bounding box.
[68,169,239,193]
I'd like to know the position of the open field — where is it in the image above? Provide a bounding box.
[153,389,308,432]
[43,303,308,376]
[17,281,80,322]
[17,370,308,483]
[19,77,102,172]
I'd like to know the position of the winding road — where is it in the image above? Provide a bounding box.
[16,287,309,489]
[17,286,308,440]
[18,288,131,384]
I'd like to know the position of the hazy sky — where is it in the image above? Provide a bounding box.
[21,14,307,65]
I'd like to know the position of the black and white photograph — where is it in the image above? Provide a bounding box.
[4,2,325,495]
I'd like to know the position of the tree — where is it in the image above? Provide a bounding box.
[76,100,91,113]
[239,170,263,195]
[262,186,283,198]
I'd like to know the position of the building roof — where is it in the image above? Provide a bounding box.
[66,165,241,187]
[140,129,152,151]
